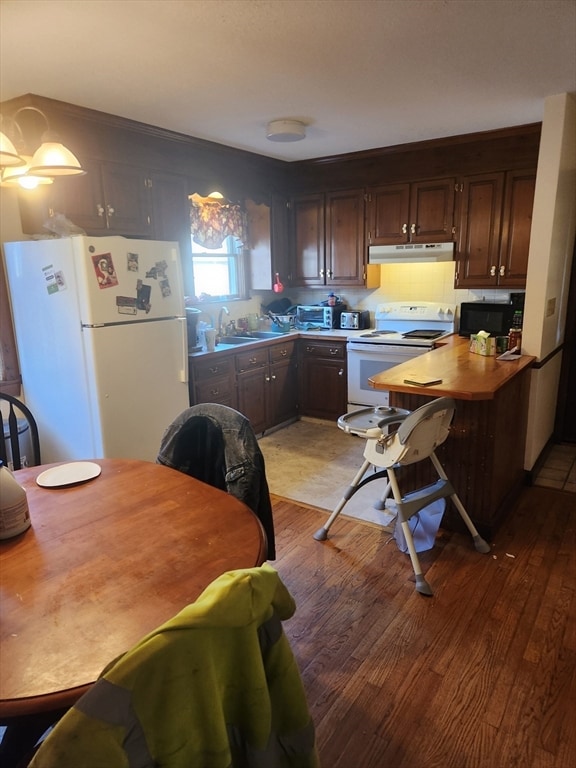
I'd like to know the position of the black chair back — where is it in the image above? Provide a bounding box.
[157,403,275,559]
[0,393,41,470]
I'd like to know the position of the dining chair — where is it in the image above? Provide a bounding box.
[27,565,318,768]
[0,392,41,470]
[313,397,491,595]
[157,403,276,559]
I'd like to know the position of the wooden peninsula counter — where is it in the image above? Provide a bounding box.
[369,335,535,538]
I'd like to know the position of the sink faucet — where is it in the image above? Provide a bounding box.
[218,306,230,337]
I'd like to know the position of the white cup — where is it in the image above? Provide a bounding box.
[204,328,217,352]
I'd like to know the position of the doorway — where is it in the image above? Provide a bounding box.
[555,241,576,442]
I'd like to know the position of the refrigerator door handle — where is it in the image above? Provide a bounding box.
[178,317,189,383]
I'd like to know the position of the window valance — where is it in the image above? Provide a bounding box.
[189,193,246,249]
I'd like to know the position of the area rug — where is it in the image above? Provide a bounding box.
[258,418,396,527]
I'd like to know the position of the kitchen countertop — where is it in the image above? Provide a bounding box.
[189,328,356,358]
[369,334,535,401]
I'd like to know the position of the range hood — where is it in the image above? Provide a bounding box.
[368,242,455,264]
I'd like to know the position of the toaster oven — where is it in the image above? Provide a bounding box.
[296,305,346,329]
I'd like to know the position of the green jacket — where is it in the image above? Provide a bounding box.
[30,564,319,768]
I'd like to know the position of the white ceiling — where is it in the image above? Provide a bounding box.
[1,0,575,162]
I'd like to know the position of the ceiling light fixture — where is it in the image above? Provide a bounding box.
[0,105,85,188]
[266,119,306,142]
[0,131,25,167]
[0,154,53,189]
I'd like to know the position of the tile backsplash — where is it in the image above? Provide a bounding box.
[282,261,521,321]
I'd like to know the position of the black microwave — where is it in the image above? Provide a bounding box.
[458,302,516,337]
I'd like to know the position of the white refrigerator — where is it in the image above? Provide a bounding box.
[4,235,190,464]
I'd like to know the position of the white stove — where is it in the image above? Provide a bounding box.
[347,302,455,410]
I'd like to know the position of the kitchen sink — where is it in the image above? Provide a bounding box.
[217,336,257,346]
[246,331,286,339]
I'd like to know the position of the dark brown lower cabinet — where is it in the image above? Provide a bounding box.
[298,339,347,421]
[190,355,236,409]
[236,341,298,434]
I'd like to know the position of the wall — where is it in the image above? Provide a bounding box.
[524,93,576,468]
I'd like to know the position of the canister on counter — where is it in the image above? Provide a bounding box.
[508,329,522,352]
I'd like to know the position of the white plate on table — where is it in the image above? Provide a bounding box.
[36,462,102,488]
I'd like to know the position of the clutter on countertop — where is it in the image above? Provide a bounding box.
[261,298,294,315]
[469,330,496,356]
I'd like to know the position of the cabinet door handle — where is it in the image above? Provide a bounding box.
[265,375,271,382]
[249,357,258,365]
[271,374,276,381]
[499,265,506,276]
[319,268,325,277]
[402,223,407,234]
[329,348,339,356]
[209,388,220,396]
[338,368,344,376]
[490,265,496,276]
[107,204,115,217]
[209,366,220,374]
[279,349,287,357]
[96,204,105,217]
[410,223,417,234]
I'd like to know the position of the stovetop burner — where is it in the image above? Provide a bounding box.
[359,330,397,338]
[401,329,445,339]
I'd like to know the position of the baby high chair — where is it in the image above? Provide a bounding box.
[313,398,491,595]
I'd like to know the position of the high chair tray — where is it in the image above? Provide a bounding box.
[338,406,411,436]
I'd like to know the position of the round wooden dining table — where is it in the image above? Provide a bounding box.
[0,458,267,719]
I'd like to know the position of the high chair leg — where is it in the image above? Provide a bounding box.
[386,467,434,596]
[313,458,373,541]
[399,519,433,596]
[430,453,491,554]
[372,480,392,511]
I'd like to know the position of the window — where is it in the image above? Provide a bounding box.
[189,193,248,302]
[191,235,245,300]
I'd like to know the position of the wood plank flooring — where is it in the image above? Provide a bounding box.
[270,486,576,768]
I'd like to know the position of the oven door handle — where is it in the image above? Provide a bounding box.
[347,341,432,353]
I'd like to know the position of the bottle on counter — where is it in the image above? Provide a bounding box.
[508,328,522,352]
[0,459,31,539]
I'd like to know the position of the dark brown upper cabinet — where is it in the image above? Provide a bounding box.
[366,178,456,246]
[498,170,537,287]
[50,160,153,236]
[455,170,535,288]
[290,188,376,288]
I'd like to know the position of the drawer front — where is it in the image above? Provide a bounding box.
[193,356,234,382]
[235,348,268,373]
[195,376,234,404]
[269,340,296,363]
[300,341,345,360]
